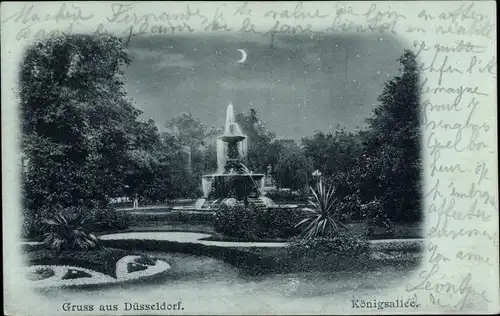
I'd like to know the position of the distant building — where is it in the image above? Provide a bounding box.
[180,145,192,173]
[264,164,276,187]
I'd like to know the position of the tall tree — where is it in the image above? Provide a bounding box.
[273,141,313,191]
[361,50,423,222]
[165,113,219,149]
[235,109,276,173]
[20,34,147,210]
[164,113,220,189]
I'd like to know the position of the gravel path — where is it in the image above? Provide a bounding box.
[98,232,424,249]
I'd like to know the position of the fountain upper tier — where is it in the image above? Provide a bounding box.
[219,123,246,143]
[201,103,266,201]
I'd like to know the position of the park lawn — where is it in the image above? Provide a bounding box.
[39,251,420,314]
[346,221,423,239]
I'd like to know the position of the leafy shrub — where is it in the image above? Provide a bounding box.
[42,213,100,252]
[26,267,55,281]
[127,262,148,273]
[287,235,369,271]
[361,199,396,237]
[337,193,363,221]
[62,269,92,280]
[21,206,130,239]
[295,182,352,239]
[213,202,302,240]
[254,208,302,239]
[21,206,57,239]
[135,254,157,266]
[84,207,131,232]
[214,202,260,240]
[264,189,309,203]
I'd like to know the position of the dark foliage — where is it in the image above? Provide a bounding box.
[264,189,309,203]
[273,146,313,191]
[287,235,369,271]
[84,207,131,233]
[360,50,422,223]
[21,206,130,239]
[213,203,302,239]
[302,50,422,224]
[234,109,276,173]
[213,203,261,240]
[42,212,100,252]
[20,34,137,210]
[295,182,352,239]
[21,207,53,239]
[19,34,200,236]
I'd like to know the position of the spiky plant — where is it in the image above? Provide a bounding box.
[295,181,351,239]
[42,212,100,253]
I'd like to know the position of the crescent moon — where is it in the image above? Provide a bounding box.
[237,49,247,63]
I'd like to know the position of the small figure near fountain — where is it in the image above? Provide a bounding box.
[196,103,267,210]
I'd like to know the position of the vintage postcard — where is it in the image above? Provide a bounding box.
[2,1,498,315]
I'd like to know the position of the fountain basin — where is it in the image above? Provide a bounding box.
[202,173,265,201]
[219,135,246,142]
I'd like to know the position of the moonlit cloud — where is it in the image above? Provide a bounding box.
[127,48,197,69]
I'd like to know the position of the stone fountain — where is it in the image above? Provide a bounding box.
[195,103,271,210]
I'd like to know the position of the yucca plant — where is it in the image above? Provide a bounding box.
[42,212,100,253]
[295,181,352,239]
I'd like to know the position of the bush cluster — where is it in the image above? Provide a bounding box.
[287,235,369,271]
[21,206,130,239]
[264,189,309,203]
[213,203,302,240]
[84,207,131,233]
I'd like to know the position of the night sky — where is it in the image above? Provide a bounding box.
[123,33,405,140]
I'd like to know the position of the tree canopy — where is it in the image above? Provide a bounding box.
[20,35,422,226]
[235,109,276,173]
[20,35,140,209]
[360,49,422,222]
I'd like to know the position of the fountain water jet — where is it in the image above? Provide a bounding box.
[197,103,266,209]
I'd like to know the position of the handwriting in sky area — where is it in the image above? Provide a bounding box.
[2,2,494,42]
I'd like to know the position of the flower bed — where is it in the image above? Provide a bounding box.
[25,255,171,289]
[25,248,128,278]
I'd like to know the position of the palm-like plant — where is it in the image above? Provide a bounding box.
[42,212,100,253]
[295,181,351,239]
